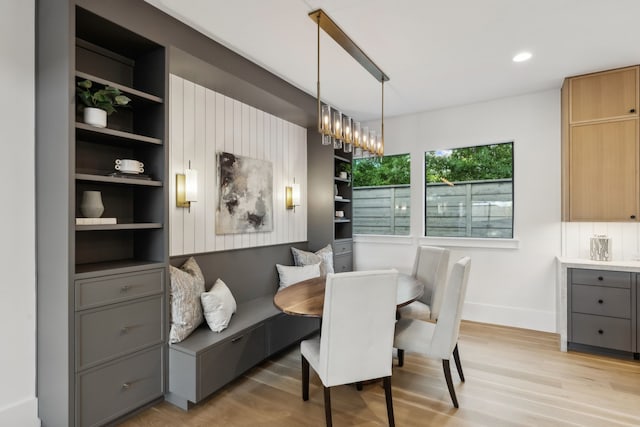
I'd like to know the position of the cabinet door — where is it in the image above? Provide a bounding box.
[570,67,638,123]
[569,119,638,221]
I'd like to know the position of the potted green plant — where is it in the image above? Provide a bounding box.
[338,162,351,180]
[76,79,131,128]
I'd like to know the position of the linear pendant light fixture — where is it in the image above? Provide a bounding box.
[309,9,389,157]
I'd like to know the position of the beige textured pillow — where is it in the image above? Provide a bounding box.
[291,244,334,275]
[201,279,237,333]
[169,257,205,343]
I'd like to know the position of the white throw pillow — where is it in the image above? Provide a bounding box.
[169,257,206,343]
[201,279,237,333]
[291,244,334,275]
[276,263,321,290]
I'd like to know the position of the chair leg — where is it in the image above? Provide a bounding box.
[302,356,310,401]
[356,382,363,391]
[383,376,395,427]
[453,343,465,382]
[442,359,459,408]
[323,386,332,427]
[397,349,404,367]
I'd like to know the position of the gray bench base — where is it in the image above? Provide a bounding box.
[168,296,318,410]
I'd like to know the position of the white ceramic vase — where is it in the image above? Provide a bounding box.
[83,107,107,128]
[81,191,104,218]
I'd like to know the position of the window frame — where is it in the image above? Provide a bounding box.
[423,141,515,240]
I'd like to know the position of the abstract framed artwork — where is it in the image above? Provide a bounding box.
[216,152,273,234]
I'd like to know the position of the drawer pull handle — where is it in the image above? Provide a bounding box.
[231,336,244,343]
[120,285,131,292]
[597,276,603,281]
[630,108,636,113]
[598,329,604,335]
[120,326,130,334]
[598,299,603,304]
[122,383,131,390]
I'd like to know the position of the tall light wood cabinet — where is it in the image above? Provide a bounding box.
[37,2,168,426]
[562,66,640,221]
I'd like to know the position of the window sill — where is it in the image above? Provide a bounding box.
[419,236,520,249]
[353,234,413,245]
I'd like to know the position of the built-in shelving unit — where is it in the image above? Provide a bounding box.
[37,4,168,426]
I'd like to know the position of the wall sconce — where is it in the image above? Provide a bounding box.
[176,161,198,209]
[286,181,301,211]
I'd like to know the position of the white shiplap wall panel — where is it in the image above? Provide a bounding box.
[169,75,307,255]
[249,106,258,248]
[562,222,640,261]
[255,108,264,248]
[193,84,207,254]
[169,75,184,256]
[241,103,251,249]
[214,92,226,251]
[205,89,217,252]
[223,96,234,251]
[232,99,243,249]
[182,81,196,253]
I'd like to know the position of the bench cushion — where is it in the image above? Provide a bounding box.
[170,296,280,357]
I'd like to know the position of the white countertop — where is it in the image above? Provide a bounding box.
[557,257,640,272]
[556,257,640,352]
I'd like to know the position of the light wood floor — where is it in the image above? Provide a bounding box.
[120,321,640,426]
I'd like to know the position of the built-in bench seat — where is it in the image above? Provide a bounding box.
[166,244,319,410]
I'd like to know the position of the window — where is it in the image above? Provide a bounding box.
[424,142,513,238]
[352,154,410,235]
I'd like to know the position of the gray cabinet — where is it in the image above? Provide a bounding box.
[36,3,168,426]
[568,268,637,355]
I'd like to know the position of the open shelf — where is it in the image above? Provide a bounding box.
[334,197,351,203]
[334,177,350,183]
[76,223,162,231]
[334,154,351,163]
[76,71,163,104]
[334,218,351,223]
[76,122,162,145]
[76,173,162,186]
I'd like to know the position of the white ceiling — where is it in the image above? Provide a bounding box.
[145,0,640,121]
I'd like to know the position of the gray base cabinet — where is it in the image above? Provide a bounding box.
[568,268,638,356]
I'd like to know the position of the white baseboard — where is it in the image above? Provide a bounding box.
[463,301,556,333]
[0,397,40,427]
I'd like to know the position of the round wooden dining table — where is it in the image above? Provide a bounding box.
[273,273,424,317]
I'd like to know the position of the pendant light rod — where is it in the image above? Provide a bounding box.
[316,14,322,133]
[308,9,389,83]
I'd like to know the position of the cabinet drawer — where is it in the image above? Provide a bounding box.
[75,268,164,310]
[334,253,353,273]
[198,323,266,401]
[571,313,632,352]
[571,284,631,318]
[570,269,631,288]
[333,239,353,255]
[76,296,164,371]
[77,346,163,427]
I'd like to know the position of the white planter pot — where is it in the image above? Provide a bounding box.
[83,107,107,128]
[81,191,104,218]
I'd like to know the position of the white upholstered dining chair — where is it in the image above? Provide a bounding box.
[394,256,471,408]
[396,245,450,366]
[301,269,399,427]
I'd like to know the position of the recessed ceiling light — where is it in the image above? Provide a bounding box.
[513,52,532,63]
